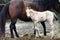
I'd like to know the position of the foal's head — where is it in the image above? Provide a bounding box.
[26,7,33,17]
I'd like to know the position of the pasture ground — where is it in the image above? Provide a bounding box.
[4,33,60,40]
[1,20,60,40]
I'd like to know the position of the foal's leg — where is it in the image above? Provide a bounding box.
[49,20,54,39]
[10,19,19,38]
[34,21,40,37]
[41,22,46,36]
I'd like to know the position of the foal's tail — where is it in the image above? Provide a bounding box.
[54,13,58,20]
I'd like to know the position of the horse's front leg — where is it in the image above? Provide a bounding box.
[34,21,40,38]
[10,18,19,38]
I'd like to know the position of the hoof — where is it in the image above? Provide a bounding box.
[16,35,19,38]
[11,36,14,38]
[44,33,46,36]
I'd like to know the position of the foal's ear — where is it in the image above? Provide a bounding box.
[30,11,33,13]
[26,7,31,9]
[28,7,31,9]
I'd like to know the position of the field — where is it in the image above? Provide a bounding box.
[1,20,60,40]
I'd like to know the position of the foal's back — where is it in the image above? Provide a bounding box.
[30,9,54,18]
[29,9,54,21]
[35,10,54,18]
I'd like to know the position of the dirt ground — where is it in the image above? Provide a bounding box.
[5,34,60,40]
[0,20,59,40]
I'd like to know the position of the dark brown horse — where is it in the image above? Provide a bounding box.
[9,0,48,38]
[0,0,59,38]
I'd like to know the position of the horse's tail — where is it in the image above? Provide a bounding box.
[54,13,58,20]
[0,2,10,18]
[0,2,10,37]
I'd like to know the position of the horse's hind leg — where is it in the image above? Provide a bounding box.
[0,19,5,37]
[0,16,6,40]
[41,22,46,36]
[10,19,19,38]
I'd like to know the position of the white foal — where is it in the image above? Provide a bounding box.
[26,7,57,38]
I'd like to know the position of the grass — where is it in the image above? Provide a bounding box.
[4,33,60,40]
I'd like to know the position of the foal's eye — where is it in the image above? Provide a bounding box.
[30,11,33,13]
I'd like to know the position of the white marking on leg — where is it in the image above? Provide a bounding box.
[34,21,40,37]
[49,21,54,39]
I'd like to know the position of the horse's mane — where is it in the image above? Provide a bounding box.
[33,0,58,5]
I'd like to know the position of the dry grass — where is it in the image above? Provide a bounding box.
[4,34,60,40]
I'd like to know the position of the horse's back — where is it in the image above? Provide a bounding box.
[9,0,32,21]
